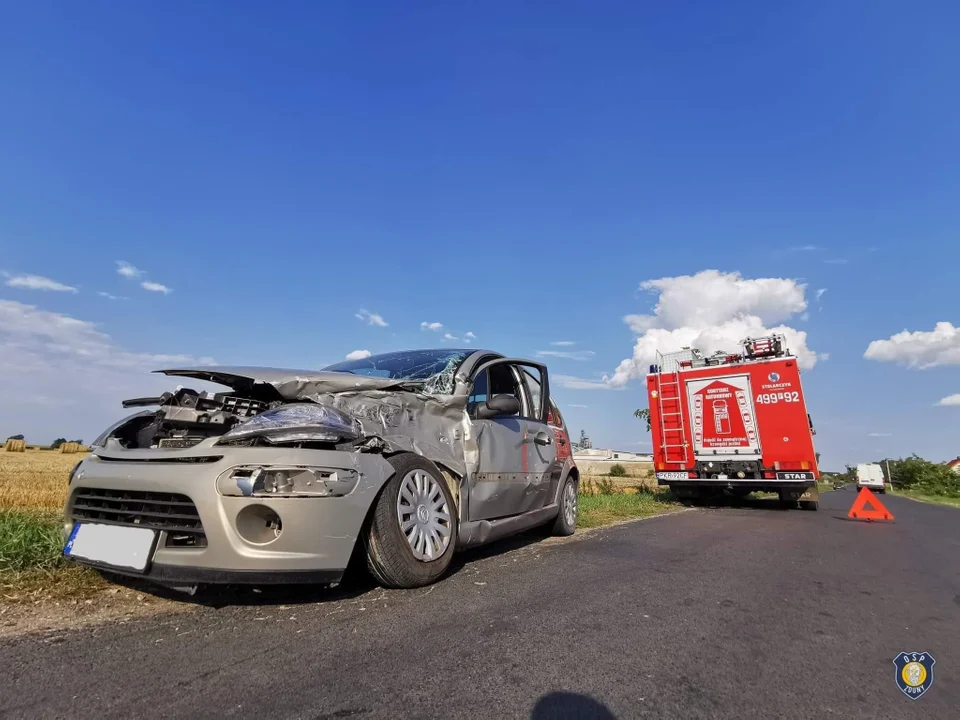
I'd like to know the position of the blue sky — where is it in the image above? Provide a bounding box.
[1,1,958,469]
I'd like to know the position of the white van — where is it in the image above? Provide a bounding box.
[856,463,886,493]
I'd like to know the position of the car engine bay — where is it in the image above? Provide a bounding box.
[116,388,270,449]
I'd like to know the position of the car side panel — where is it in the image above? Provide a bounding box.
[469,417,555,520]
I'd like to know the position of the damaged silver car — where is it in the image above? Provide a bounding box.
[62,349,579,590]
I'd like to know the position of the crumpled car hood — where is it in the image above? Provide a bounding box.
[157,366,471,476]
[157,366,412,399]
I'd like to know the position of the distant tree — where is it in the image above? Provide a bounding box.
[633,408,651,432]
[889,455,958,495]
[815,452,821,467]
[609,463,628,477]
[6,434,24,441]
[69,439,83,445]
[51,438,67,449]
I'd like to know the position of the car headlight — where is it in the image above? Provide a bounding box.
[217,403,360,445]
[90,410,155,448]
[217,465,359,497]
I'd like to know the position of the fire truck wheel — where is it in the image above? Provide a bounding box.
[675,491,701,507]
[799,500,819,511]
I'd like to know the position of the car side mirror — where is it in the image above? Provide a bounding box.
[476,394,520,419]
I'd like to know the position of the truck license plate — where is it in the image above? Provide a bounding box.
[656,472,689,480]
[776,472,815,481]
[64,523,157,572]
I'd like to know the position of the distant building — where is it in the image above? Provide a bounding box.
[947,457,960,474]
[573,429,593,452]
[572,446,654,477]
[572,447,652,462]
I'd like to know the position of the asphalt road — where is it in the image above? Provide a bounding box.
[2,491,958,719]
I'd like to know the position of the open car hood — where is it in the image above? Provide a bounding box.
[156,366,411,400]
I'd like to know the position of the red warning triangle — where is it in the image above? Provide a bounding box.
[847,487,894,522]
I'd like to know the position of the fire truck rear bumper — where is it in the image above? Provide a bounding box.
[656,470,816,488]
[658,478,816,488]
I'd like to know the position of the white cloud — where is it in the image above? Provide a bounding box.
[824,258,849,265]
[421,322,443,331]
[864,322,960,369]
[551,340,576,346]
[345,349,372,361]
[606,270,818,387]
[0,300,214,442]
[97,292,125,301]
[355,309,388,327]
[867,432,892,437]
[141,281,172,294]
[464,331,476,339]
[815,288,827,302]
[116,262,172,295]
[443,333,458,342]
[554,374,620,390]
[567,404,588,409]
[116,261,143,279]
[789,245,820,252]
[936,394,960,407]
[3,273,78,293]
[536,349,596,361]
[0,300,213,371]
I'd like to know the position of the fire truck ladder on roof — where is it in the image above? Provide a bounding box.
[654,349,691,465]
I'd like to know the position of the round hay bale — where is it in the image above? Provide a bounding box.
[4,438,27,452]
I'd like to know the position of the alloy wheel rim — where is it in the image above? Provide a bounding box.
[397,469,452,561]
[564,482,577,526]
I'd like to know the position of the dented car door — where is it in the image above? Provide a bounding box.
[467,360,558,522]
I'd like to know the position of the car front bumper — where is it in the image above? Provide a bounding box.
[64,443,396,584]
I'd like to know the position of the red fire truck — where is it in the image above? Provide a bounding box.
[646,334,821,510]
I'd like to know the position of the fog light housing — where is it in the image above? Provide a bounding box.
[236,505,282,544]
[218,465,359,498]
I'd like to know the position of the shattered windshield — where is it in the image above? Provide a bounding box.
[323,350,471,394]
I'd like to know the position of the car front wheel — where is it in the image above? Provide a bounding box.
[364,454,458,589]
[550,475,578,536]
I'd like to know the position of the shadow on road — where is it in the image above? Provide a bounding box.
[530,691,617,719]
[103,527,555,609]
[684,495,794,512]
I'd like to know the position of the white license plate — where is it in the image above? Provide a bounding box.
[64,523,157,572]
[656,472,689,480]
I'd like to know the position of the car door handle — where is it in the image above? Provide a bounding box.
[534,431,553,446]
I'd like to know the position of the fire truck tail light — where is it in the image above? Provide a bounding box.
[688,472,698,479]
[800,461,810,470]
[763,472,776,479]
[773,461,781,470]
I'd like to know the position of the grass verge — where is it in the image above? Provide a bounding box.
[0,509,105,604]
[890,489,960,509]
[1,565,107,604]
[577,489,681,529]
[0,509,65,573]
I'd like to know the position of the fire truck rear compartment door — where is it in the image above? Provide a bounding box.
[686,374,761,459]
